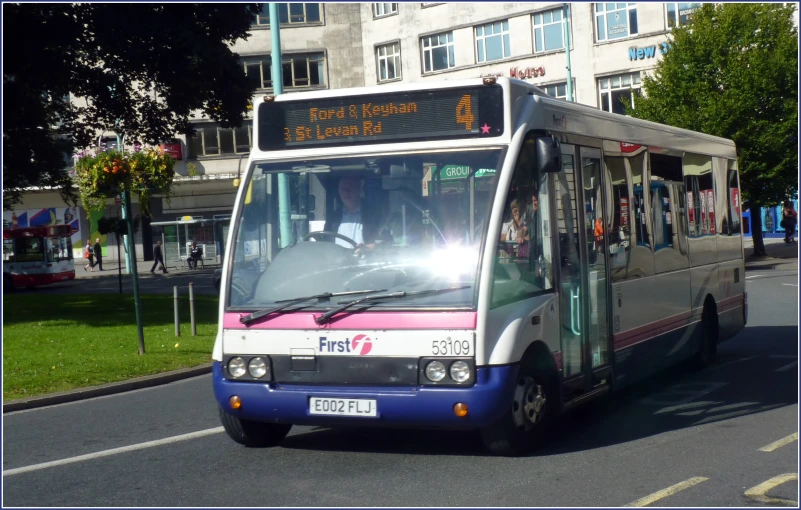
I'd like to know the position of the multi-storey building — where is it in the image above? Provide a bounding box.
[5,2,704,262]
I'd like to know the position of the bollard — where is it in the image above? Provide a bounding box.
[189,282,197,336]
[174,286,181,337]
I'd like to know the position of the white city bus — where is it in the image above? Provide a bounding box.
[213,77,746,455]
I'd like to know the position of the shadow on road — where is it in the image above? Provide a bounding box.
[279,325,798,457]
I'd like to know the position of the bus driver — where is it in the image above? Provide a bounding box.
[323,176,384,250]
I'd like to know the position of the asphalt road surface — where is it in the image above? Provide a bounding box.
[3,264,797,507]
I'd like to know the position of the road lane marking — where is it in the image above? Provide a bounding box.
[759,433,798,452]
[781,283,798,286]
[711,357,754,370]
[624,477,709,507]
[2,427,224,477]
[745,275,763,279]
[744,473,798,505]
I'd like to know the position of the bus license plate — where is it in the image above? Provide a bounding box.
[309,397,377,417]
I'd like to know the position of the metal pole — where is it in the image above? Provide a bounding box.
[563,3,574,102]
[117,233,122,294]
[174,285,181,337]
[189,282,196,336]
[270,2,293,248]
[122,187,145,355]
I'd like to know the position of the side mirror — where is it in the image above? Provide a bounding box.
[535,136,561,174]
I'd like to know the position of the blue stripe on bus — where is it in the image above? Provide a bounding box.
[213,362,517,428]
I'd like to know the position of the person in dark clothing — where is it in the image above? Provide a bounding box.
[93,238,103,271]
[150,240,168,273]
[781,200,797,244]
[188,242,202,269]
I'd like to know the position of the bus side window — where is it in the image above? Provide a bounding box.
[603,155,630,281]
[490,135,553,308]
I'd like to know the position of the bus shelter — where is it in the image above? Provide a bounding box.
[149,216,231,267]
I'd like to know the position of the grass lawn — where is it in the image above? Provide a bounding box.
[2,294,219,401]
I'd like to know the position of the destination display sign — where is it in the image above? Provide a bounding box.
[257,85,504,151]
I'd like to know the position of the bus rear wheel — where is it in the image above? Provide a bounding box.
[693,303,719,370]
[480,366,551,456]
[219,407,292,447]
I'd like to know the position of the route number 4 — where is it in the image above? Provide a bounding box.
[456,95,475,130]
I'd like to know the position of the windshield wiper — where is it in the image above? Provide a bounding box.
[240,289,387,325]
[315,285,471,325]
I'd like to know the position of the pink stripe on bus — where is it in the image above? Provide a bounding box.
[224,311,477,330]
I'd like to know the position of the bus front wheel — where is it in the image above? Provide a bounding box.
[219,407,292,447]
[480,364,552,456]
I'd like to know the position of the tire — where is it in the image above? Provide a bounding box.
[3,274,14,293]
[692,304,719,370]
[480,363,553,457]
[219,406,292,447]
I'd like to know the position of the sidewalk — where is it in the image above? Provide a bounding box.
[74,256,220,280]
[743,236,798,270]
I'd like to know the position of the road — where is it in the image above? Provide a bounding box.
[2,263,797,507]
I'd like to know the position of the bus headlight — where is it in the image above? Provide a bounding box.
[248,357,268,378]
[449,361,471,383]
[228,357,246,378]
[425,361,447,382]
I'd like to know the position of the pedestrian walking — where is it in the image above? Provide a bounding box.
[83,241,95,272]
[150,240,168,273]
[93,237,103,271]
[781,200,797,244]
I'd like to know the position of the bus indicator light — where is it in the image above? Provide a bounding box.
[453,403,468,417]
[229,396,242,410]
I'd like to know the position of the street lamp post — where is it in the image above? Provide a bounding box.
[563,3,574,102]
[113,131,145,355]
[269,3,293,249]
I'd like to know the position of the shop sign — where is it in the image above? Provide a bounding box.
[509,66,545,79]
[438,166,496,180]
[479,72,504,78]
[628,42,670,61]
[160,141,183,161]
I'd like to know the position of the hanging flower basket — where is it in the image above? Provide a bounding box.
[74,145,176,216]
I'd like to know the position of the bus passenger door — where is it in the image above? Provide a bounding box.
[578,147,612,386]
[555,144,613,398]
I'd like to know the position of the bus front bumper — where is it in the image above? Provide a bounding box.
[212,362,517,428]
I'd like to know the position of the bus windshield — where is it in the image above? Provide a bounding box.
[228,148,505,310]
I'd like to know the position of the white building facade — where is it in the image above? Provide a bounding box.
[6,2,699,262]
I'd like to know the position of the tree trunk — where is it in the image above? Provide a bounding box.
[750,203,767,257]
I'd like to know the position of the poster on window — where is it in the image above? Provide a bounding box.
[699,190,708,235]
[686,192,695,235]
[606,12,629,39]
[706,190,716,234]
[729,187,740,229]
[619,197,629,227]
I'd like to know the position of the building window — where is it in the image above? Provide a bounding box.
[475,21,510,63]
[376,42,402,82]
[189,123,252,158]
[243,54,326,90]
[256,3,321,26]
[373,3,397,17]
[595,3,638,41]
[542,81,575,100]
[598,72,641,115]
[421,32,455,73]
[281,54,326,88]
[666,2,701,28]
[533,9,565,53]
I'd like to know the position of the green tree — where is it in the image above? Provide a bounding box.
[3,3,261,211]
[624,3,798,256]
